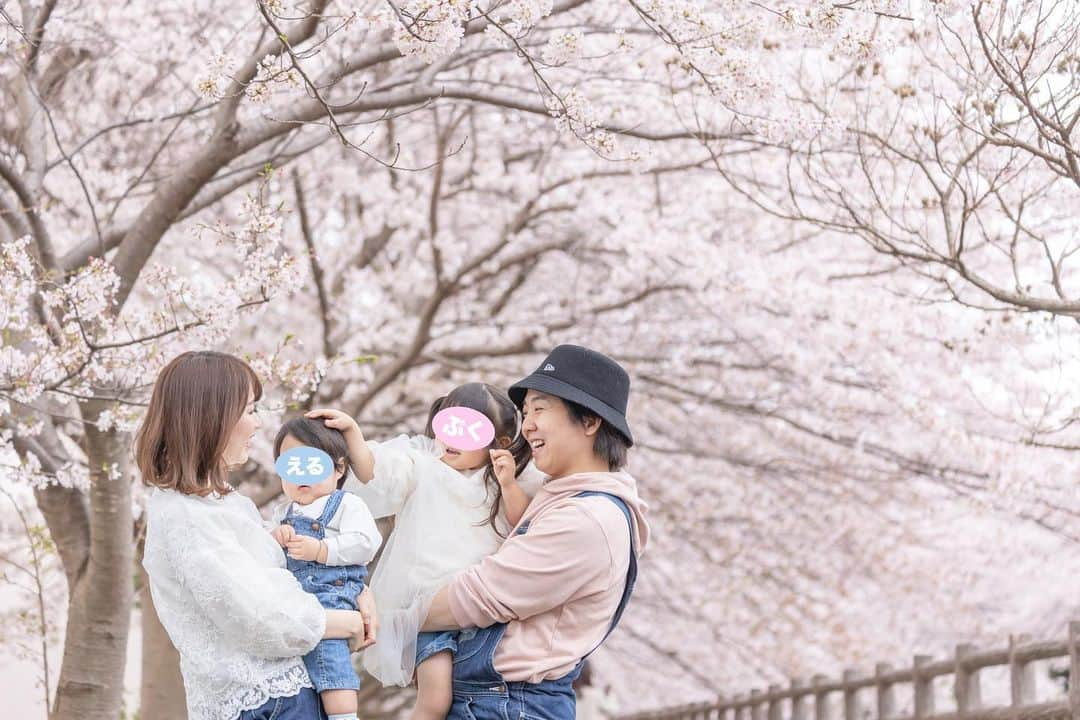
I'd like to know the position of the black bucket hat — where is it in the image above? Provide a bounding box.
[509,344,633,446]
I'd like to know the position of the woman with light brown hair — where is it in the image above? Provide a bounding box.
[136,350,376,720]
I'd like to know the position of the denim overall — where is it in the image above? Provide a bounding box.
[447,491,638,720]
[237,687,324,720]
[282,489,368,692]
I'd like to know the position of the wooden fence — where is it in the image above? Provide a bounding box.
[620,623,1080,720]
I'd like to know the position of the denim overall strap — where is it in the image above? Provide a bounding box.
[452,492,638,681]
[283,490,345,540]
[282,499,298,524]
[448,491,639,720]
[315,489,346,532]
[282,490,364,585]
[573,491,637,655]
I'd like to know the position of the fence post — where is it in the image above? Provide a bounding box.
[813,674,829,720]
[1009,633,1035,707]
[876,663,895,720]
[913,655,934,720]
[752,689,766,720]
[768,684,784,720]
[1069,622,1080,720]
[714,697,727,720]
[792,679,809,720]
[736,694,751,720]
[955,644,981,714]
[843,670,860,720]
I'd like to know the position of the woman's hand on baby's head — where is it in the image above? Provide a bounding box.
[305,408,363,440]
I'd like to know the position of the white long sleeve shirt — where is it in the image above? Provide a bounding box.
[142,487,326,720]
[270,492,382,566]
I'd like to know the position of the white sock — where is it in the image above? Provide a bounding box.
[327,714,358,720]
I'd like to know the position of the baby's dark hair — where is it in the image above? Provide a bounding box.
[273,417,351,489]
[425,382,530,536]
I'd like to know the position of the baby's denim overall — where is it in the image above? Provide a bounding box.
[446,491,638,720]
[282,489,368,692]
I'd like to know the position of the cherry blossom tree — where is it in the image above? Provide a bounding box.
[5,0,1080,719]
[728,0,1080,344]
[0,0,784,715]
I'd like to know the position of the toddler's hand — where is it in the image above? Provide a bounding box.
[270,524,296,547]
[306,408,363,441]
[490,449,517,487]
[286,535,323,562]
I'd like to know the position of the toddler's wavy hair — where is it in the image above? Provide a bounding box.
[425,382,530,536]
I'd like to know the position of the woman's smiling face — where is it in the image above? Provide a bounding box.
[222,391,261,468]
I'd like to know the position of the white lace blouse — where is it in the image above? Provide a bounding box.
[142,487,327,720]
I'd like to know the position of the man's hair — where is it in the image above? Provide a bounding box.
[564,400,630,471]
[427,382,531,535]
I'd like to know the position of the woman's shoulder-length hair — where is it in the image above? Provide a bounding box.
[135,351,262,497]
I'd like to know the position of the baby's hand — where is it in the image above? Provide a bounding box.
[270,524,296,547]
[306,408,363,441]
[490,449,517,487]
[286,535,324,562]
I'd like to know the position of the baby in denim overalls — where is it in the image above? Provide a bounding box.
[269,417,383,720]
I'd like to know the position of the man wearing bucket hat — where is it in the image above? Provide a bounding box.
[421,344,649,720]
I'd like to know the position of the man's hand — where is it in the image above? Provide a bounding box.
[286,535,323,562]
[270,524,296,547]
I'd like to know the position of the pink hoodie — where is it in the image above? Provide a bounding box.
[447,470,649,683]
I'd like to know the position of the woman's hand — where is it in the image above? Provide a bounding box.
[324,610,370,652]
[354,587,378,649]
[490,449,517,487]
[270,524,296,547]
[347,612,370,653]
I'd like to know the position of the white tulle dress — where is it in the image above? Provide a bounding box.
[344,434,543,686]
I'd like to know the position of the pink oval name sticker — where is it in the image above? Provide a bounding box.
[433,406,495,451]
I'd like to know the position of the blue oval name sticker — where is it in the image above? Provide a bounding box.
[274,446,335,485]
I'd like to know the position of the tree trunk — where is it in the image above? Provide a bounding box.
[138,543,187,719]
[49,399,134,720]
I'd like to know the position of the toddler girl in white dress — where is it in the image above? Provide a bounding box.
[306,382,544,720]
